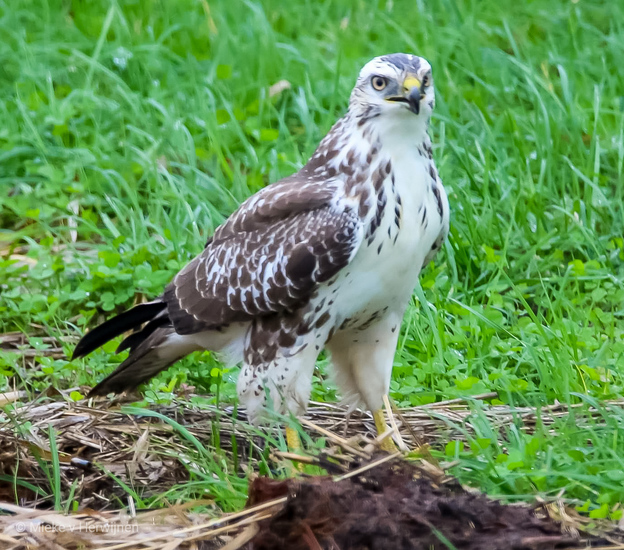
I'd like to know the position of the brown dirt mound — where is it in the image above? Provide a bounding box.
[245,455,582,550]
[0,454,621,549]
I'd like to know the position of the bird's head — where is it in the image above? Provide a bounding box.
[349,53,434,128]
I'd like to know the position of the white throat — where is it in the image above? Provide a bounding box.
[366,111,430,154]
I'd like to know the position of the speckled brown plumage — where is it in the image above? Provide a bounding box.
[165,202,360,334]
[74,53,450,425]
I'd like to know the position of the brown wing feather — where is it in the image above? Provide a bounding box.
[165,179,361,334]
[212,175,338,239]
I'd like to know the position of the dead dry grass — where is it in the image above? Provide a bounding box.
[2,393,624,548]
[2,393,624,507]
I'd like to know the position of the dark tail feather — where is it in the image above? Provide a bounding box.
[87,327,199,397]
[115,315,170,354]
[72,301,167,360]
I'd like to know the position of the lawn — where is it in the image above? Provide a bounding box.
[1,0,624,524]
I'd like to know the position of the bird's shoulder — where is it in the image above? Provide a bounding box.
[210,171,343,246]
[165,169,364,334]
[208,113,361,245]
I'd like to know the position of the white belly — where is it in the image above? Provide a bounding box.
[325,155,448,325]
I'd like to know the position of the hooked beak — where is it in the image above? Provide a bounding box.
[387,75,423,115]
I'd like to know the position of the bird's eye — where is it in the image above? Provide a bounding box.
[422,74,431,88]
[371,76,387,91]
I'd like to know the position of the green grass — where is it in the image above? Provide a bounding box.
[1,0,623,518]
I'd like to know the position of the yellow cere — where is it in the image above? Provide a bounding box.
[402,75,422,93]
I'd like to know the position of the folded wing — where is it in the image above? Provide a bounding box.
[166,179,362,334]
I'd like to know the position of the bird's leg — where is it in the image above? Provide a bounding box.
[284,425,306,472]
[325,313,403,453]
[285,425,303,453]
[373,408,398,452]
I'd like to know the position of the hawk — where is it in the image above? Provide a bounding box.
[73,53,449,450]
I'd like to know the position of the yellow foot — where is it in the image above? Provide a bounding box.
[373,408,398,453]
[285,425,305,471]
[285,425,303,453]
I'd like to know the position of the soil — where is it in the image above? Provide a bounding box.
[244,455,580,550]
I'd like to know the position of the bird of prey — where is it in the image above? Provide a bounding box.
[73,53,449,451]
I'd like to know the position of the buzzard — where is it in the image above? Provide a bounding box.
[73,53,450,450]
